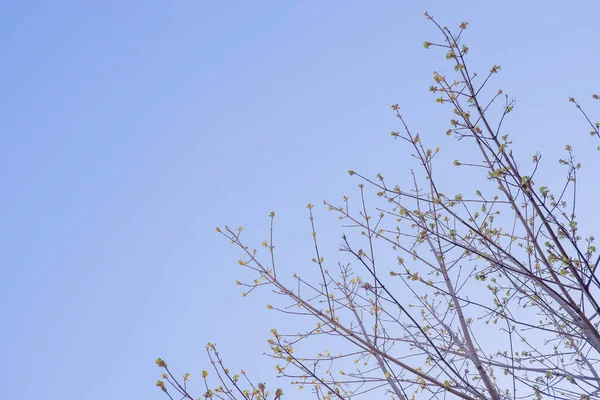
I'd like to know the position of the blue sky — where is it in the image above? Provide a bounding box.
[1,1,599,399]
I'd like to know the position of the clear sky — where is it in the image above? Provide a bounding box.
[1,1,599,399]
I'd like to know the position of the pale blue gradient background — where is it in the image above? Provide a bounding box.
[1,1,599,399]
